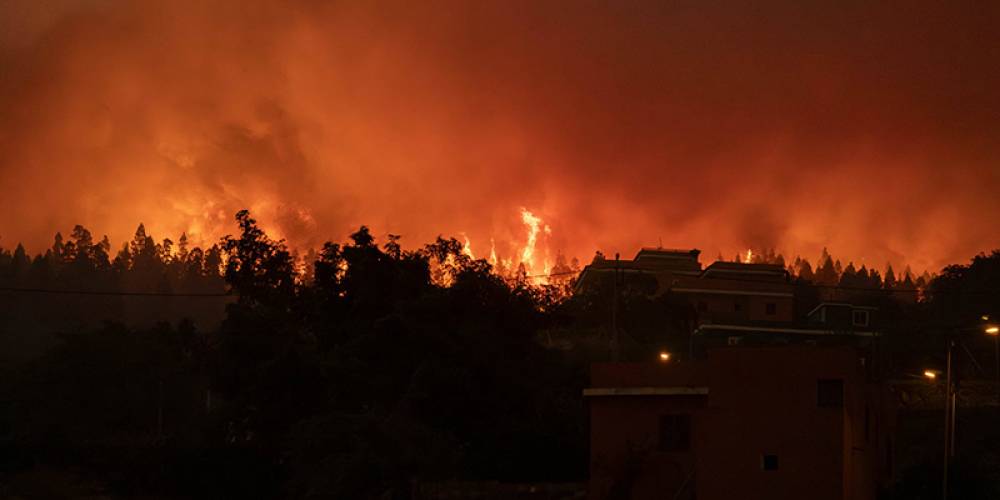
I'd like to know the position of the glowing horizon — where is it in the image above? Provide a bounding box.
[1,1,998,275]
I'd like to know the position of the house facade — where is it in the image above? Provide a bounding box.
[587,347,896,500]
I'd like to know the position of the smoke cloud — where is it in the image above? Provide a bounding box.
[1,0,998,272]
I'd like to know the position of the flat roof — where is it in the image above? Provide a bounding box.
[695,323,878,337]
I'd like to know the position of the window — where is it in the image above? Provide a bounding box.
[697,301,708,313]
[765,302,776,315]
[762,454,779,471]
[817,379,844,408]
[734,301,742,312]
[852,309,870,327]
[727,336,743,346]
[658,414,691,452]
[885,438,893,473]
[864,405,870,442]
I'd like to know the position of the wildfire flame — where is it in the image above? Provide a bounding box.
[455,208,558,283]
[519,208,550,274]
[461,233,475,259]
[745,249,753,264]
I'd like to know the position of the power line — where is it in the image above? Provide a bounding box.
[0,286,233,297]
[0,270,995,297]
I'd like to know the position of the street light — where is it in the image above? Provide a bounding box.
[986,324,1000,408]
[943,339,956,500]
[658,351,671,362]
[934,320,999,500]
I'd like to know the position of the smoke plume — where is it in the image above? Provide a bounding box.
[1,0,998,272]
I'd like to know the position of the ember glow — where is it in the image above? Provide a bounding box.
[1,1,999,272]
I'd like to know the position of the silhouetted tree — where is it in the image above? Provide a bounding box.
[816,252,838,285]
[221,210,295,311]
[884,264,897,290]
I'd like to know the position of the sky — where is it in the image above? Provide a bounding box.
[0,0,998,274]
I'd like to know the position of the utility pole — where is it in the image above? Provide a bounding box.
[934,322,998,500]
[943,338,954,500]
[611,253,620,361]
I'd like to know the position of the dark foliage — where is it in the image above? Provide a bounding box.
[0,212,587,499]
[1,214,999,498]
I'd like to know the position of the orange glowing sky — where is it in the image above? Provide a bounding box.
[1,0,998,273]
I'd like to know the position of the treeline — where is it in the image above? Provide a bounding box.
[0,225,228,341]
[721,247,932,291]
[0,211,586,499]
[1,212,998,498]
[0,224,225,294]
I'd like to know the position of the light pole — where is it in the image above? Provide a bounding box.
[943,338,954,500]
[986,324,999,406]
[611,253,620,361]
[930,323,998,500]
[926,338,958,499]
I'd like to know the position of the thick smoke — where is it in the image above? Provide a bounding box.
[1,0,998,272]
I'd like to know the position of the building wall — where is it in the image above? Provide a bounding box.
[589,396,705,500]
[589,348,889,500]
[690,293,795,323]
[697,348,853,500]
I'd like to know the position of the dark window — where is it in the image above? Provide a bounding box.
[818,379,844,408]
[885,438,893,473]
[697,301,708,313]
[659,414,691,452]
[734,301,742,312]
[852,310,870,327]
[864,405,870,442]
[765,303,776,315]
[762,454,779,471]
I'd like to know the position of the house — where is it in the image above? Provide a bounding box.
[574,248,704,295]
[575,249,881,360]
[586,346,896,500]
[688,301,881,358]
[808,302,878,331]
[575,250,794,325]
[672,261,794,325]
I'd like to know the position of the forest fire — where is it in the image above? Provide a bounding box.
[1,2,999,499]
[454,208,557,282]
[0,1,997,274]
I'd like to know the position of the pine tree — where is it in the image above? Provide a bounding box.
[52,232,65,262]
[796,258,815,281]
[884,264,897,290]
[177,233,190,263]
[869,269,883,289]
[857,265,871,288]
[11,244,29,283]
[839,262,858,288]
[816,255,838,285]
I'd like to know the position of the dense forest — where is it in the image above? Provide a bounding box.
[0,211,998,498]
